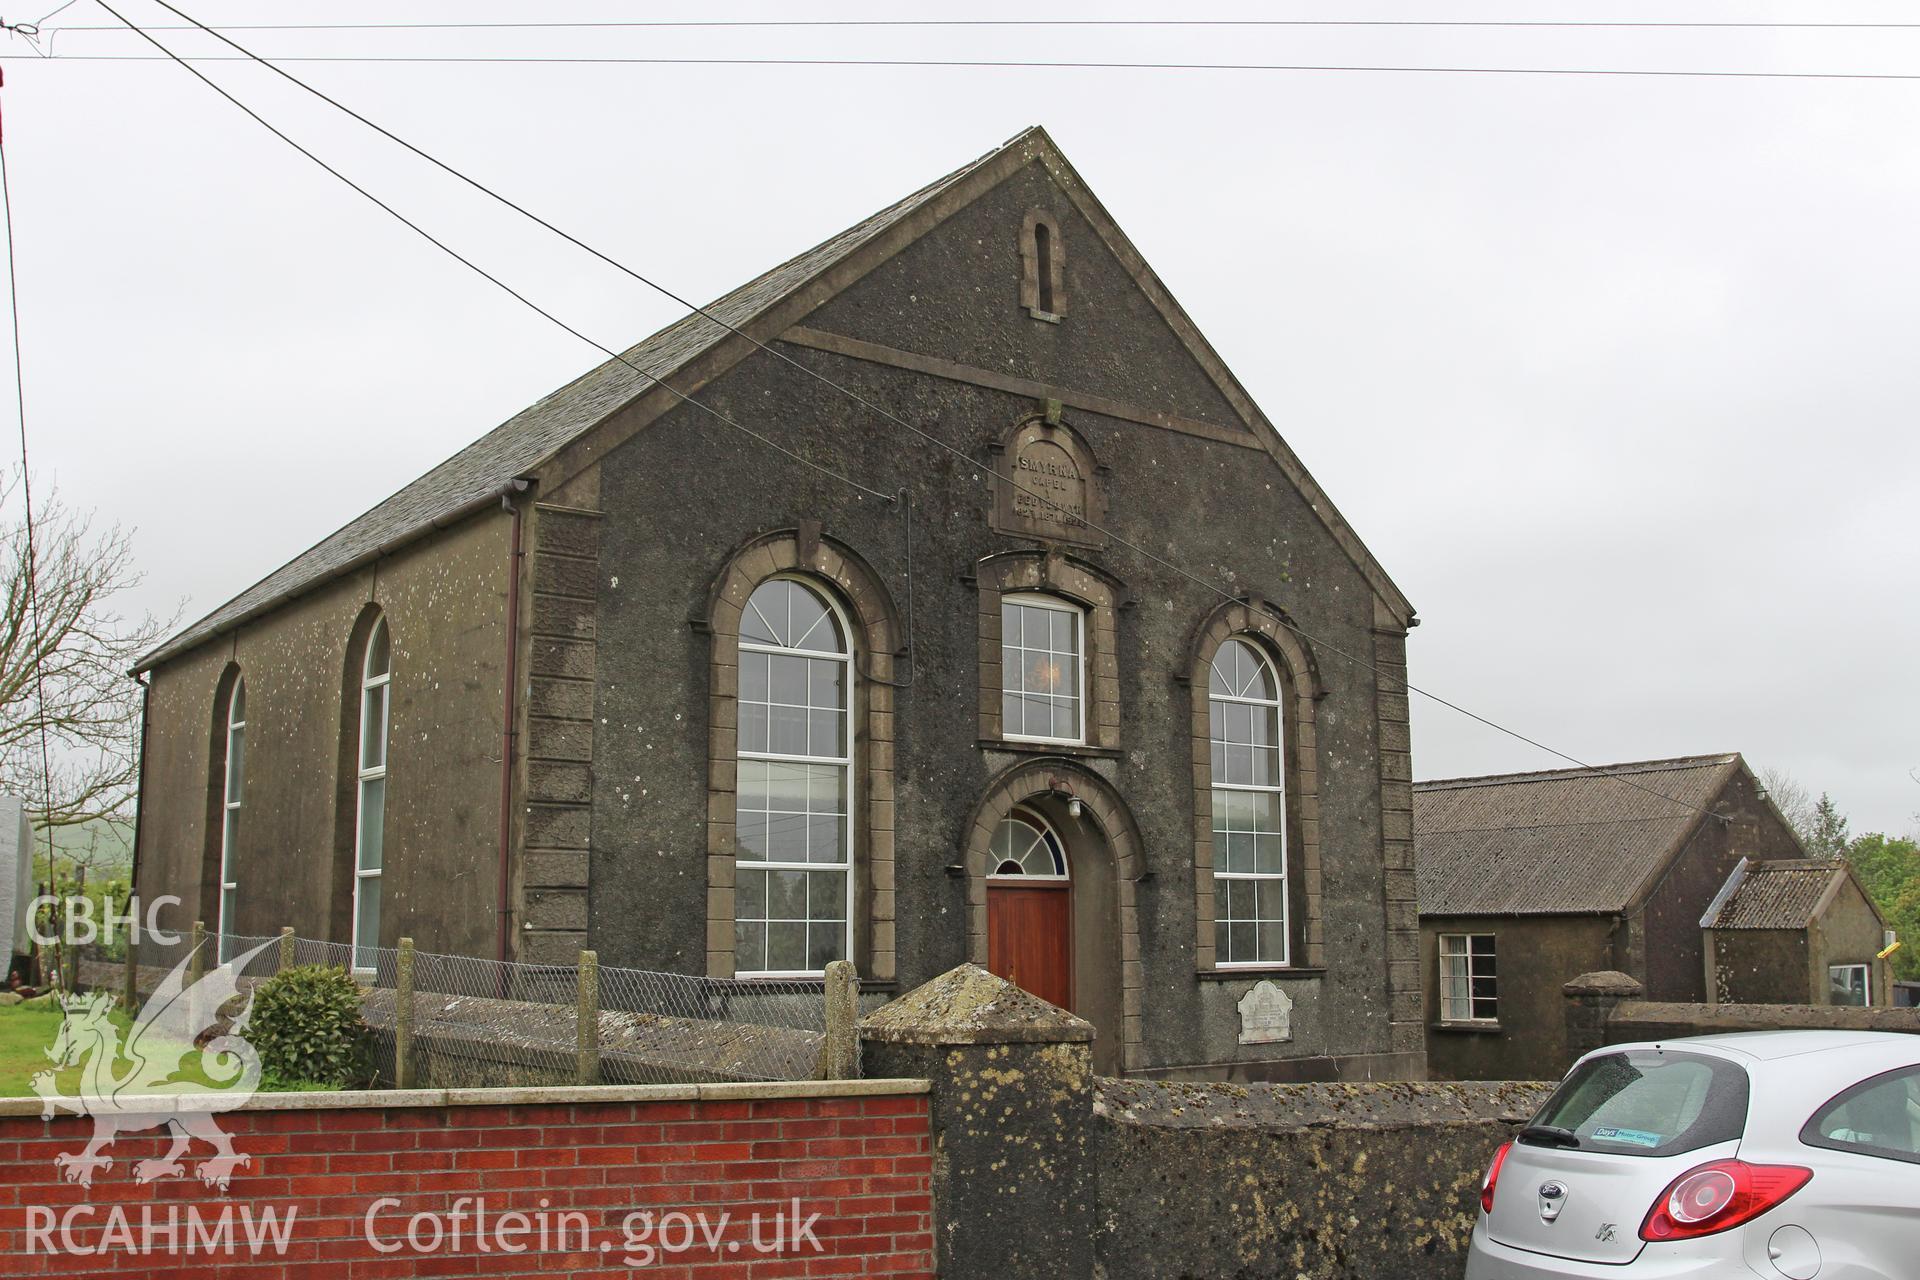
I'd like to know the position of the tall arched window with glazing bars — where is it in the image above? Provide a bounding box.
[352,617,390,971]
[1209,638,1288,966]
[734,578,853,976]
[216,677,246,961]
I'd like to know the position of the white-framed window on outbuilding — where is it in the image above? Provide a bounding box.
[735,577,853,977]
[1830,963,1871,1007]
[352,617,390,973]
[1000,593,1085,745]
[1440,933,1498,1023]
[216,677,246,962]
[1210,638,1287,966]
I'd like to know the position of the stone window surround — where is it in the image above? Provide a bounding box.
[704,527,901,982]
[976,550,1121,753]
[1188,599,1324,974]
[1019,208,1066,322]
[961,758,1145,1072]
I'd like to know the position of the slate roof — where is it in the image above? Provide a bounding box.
[137,132,1015,671]
[1414,754,1740,917]
[1702,859,1849,930]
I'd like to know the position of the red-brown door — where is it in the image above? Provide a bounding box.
[987,883,1073,1011]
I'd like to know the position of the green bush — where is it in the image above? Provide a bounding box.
[246,965,371,1088]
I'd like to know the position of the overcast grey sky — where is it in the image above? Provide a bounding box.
[3,2,1915,834]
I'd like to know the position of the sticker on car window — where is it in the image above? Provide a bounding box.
[1591,1127,1663,1148]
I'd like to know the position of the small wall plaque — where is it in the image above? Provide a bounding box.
[1237,980,1293,1045]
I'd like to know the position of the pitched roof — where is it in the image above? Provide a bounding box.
[140,124,1416,671]
[1702,859,1852,930]
[1414,754,1740,916]
[137,133,1009,671]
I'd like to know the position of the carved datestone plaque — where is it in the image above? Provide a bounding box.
[1237,980,1293,1045]
[990,414,1105,549]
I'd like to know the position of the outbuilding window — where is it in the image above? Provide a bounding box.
[216,678,246,961]
[735,578,853,976]
[1440,933,1498,1022]
[352,617,390,972]
[1830,963,1871,1007]
[1210,639,1289,966]
[1000,593,1085,745]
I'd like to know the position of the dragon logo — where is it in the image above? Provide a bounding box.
[29,939,274,1191]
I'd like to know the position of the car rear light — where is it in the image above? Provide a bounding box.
[1480,1140,1513,1215]
[1640,1160,1812,1242]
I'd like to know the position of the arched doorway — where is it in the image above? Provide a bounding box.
[965,764,1139,1074]
[985,810,1073,1011]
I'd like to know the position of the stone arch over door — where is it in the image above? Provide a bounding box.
[703,527,902,981]
[964,759,1144,1072]
[1187,597,1324,972]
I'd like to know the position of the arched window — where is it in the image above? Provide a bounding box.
[1210,638,1287,966]
[1000,592,1085,745]
[352,617,390,971]
[1021,210,1066,321]
[987,813,1067,879]
[216,677,246,960]
[735,578,852,976]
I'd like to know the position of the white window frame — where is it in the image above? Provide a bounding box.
[736,576,855,978]
[1000,592,1086,746]
[1440,933,1499,1023]
[1830,963,1872,1007]
[1210,638,1289,968]
[216,677,245,962]
[352,618,390,974]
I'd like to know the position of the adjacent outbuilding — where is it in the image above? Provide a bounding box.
[1416,753,1806,1080]
[1701,857,1896,1007]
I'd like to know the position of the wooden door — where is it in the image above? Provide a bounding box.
[987,883,1073,1011]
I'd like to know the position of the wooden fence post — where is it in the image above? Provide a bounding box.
[576,950,601,1086]
[121,933,137,1011]
[278,926,296,972]
[188,920,206,1027]
[395,937,416,1090]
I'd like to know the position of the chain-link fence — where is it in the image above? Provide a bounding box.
[62,925,843,1090]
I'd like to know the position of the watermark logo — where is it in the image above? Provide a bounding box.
[31,939,273,1191]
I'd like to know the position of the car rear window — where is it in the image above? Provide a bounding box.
[1802,1066,1920,1166]
[1528,1049,1749,1158]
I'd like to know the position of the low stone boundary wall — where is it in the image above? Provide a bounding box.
[1606,999,1920,1042]
[1564,972,1920,1062]
[1093,1079,1555,1280]
[0,1079,934,1278]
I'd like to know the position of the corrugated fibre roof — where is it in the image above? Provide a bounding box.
[1415,754,1739,917]
[1705,859,1848,930]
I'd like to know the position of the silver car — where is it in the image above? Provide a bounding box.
[1467,1031,1920,1278]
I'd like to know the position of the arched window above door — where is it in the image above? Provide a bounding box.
[988,813,1068,879]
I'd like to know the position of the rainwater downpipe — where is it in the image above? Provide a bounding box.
[495,479,530,965]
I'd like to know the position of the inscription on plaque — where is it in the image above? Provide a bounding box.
[1011,439,1085,531]
[991,415,1103,548]
[1237,980,1293,1045]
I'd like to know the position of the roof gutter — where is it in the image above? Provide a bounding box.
[134,482,534,675]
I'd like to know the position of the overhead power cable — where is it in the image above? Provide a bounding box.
[10,53,1920,84]
[0,70,60,863]
[39,18,1920,32]
[114,1,1722,823]
[83,2,893,506]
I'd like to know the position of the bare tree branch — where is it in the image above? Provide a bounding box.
[0,470,177,827]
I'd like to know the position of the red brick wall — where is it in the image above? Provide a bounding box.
[0,1088,934,1277]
